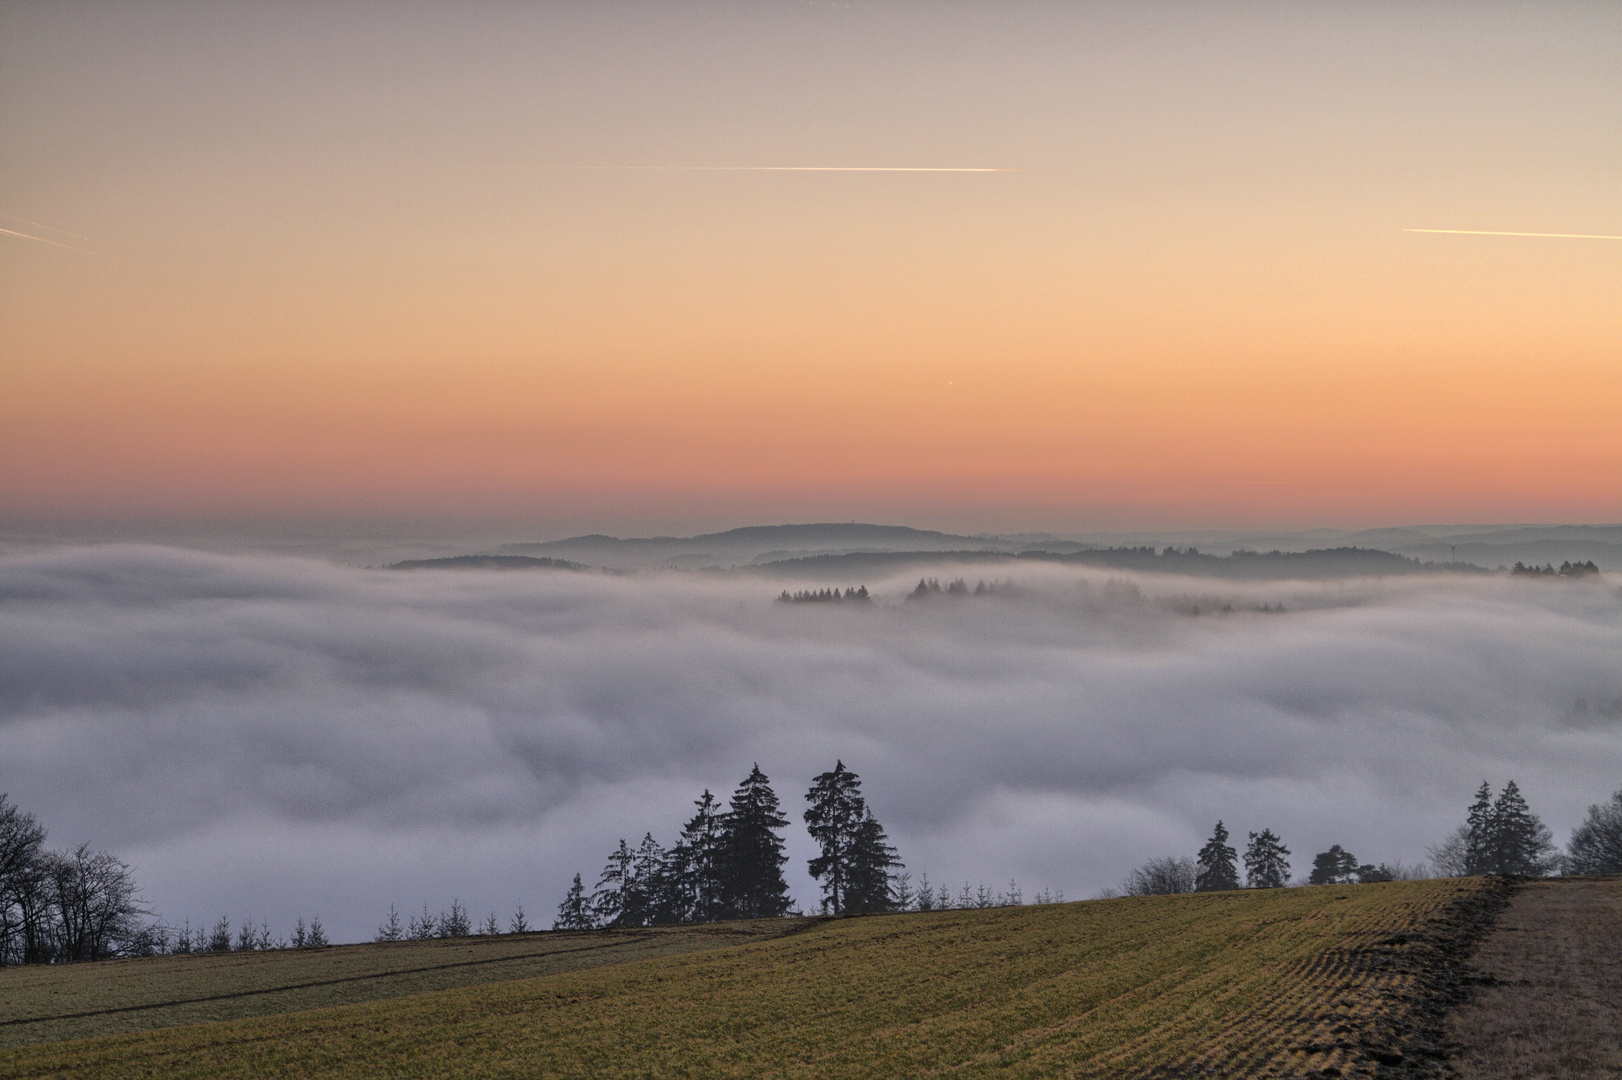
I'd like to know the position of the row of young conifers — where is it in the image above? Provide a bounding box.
[3,776,1621,963]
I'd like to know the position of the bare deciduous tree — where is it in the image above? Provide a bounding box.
[1124,856,1197,896]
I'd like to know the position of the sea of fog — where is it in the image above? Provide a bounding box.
[2,544,1619,943]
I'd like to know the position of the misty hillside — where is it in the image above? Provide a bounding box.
[1062,524,1622,569]
[498,523,1031,569]
[488,522,1613,574]
[387,555,586,572]
[754,546,1488,580]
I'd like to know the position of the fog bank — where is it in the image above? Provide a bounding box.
[2,545,1618,942]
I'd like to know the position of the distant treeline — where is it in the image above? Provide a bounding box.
[908,578,1013,599]
[761,546,1492,581]
[387,555,587,572]
[8,777,1620,963]
[777,587,870,604]
[1510,560,1600,578]
[1114,780,1622,898]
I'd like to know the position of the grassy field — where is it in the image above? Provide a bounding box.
[0,878,1502,1079]
[0,920,808,1048]
[1448,877,1622,1079]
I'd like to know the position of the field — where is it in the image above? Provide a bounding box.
[0,878,1504,1079]
[0,920,807,1048]
[1448,877,1622,1079]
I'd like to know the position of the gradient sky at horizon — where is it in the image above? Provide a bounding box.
[3,1,1619,536]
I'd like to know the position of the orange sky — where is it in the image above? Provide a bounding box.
[2,2,1618,534]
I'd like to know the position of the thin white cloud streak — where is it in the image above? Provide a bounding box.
[1,546,1618,941]
[510,165,1015,172]
[0,214,95,243]
[1404,228,1622,241]
[0,226,102,255]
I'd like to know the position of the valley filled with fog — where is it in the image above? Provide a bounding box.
[2,544,1618,942]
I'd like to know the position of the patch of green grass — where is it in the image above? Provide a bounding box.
[0,879,1493,1079]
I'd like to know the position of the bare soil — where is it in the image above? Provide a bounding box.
[1447,877,1622,1079]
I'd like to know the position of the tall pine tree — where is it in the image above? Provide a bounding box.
[804,761,865,914]
[1244,829,1291,888]
[591,839,640,927]
[844,809,902,914]
[553,873,594,930]
[719,765,793,918]
[1464,781,1495,875]
[1195,820,1240,891]
[677,789,726,923]
[1487,781,1558,876]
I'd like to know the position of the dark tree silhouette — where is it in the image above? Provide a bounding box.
[805,761,863,914]
[1464,782,1495,874]
[719,765,793,919]
[554,873,594,930]
[804,761,901,915]
[843,809,902,914]
[675,790,726,924]
[592,839,638,927]
[1124,856,1196,896]
[0,795,47,965]
[1195,821,1240,892]
[1486,781,1559,876]
[1244,829,1291,888]
[1567,789,1622,875]
[1308,845,1360,886]
[1462,781,1560,876]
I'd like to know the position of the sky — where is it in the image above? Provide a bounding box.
[3,1,1619,537]
[3,546,1618,942]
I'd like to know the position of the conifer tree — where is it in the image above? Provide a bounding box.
[1308,845,1360,886]
[844,809,902,914]
[592,839,637,927]
[720,765,793,918]
[1458,780,1559,876]
[628,833,667,925]
[1244,829,1291,888]
[678,789,726,923]
[893,872,914,912]
[1487,781,1558,876]
[1195,821,1240,891]
[804,761,864,914]
[375,905,403,943]
[553,873,593,930]
[1464,781,1495,875]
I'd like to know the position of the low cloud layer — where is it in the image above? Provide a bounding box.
[3,545,1620,941]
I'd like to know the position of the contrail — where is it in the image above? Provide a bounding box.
[0,213,95,243]
[0,226,102,255]
[519,165,1015,172]
[1405,228,1622,241]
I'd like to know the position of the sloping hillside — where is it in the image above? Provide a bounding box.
[0,879,1504,1079]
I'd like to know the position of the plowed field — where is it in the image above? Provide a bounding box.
[0,878,1506,1080]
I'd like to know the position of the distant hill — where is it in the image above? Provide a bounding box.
[754,546,1489,580]
[414,520,1613,576]
[387,555,586,572]
[498,523,1018,570]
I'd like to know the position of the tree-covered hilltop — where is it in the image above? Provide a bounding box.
[386,555,587,571]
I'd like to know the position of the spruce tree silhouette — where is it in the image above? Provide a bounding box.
[1195,821,1240,891]
[720,765,793,918]
[1244,829,1291,888]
